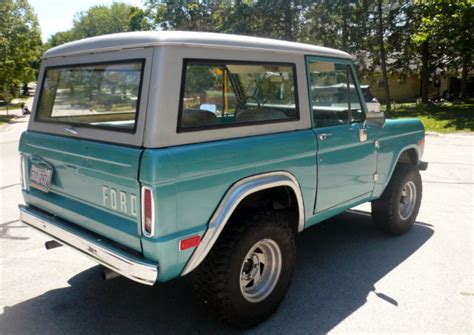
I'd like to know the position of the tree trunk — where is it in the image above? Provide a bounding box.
[284,2,294,41]
[460,54,470,102]
[377,0,391,113]
[420,41,430,104]
[341,7,348,50]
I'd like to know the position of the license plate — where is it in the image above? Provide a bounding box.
[30,164,53,192]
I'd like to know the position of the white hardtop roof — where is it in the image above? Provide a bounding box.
[44,31,352,60]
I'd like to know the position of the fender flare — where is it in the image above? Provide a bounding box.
[181,171,305,276]
[382,144,420,191]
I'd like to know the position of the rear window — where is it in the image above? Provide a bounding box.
[36,60,144,132]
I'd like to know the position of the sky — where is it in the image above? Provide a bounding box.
[29,0,145,41]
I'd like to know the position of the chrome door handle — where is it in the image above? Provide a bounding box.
[64,127,78,135]
[319,133,333,141]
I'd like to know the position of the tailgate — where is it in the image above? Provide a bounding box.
[20,131,143,252]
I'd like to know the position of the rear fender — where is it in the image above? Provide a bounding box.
[180,171,304,276]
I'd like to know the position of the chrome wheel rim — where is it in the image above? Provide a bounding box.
[399,181,417,220]
[239,238,282,303]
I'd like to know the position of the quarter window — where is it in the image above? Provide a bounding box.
[179,61,299,130]
[309,61,365,128]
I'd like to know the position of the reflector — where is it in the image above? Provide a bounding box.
[179,235,201,251]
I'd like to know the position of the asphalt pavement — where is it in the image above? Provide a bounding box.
[0,117,472,334]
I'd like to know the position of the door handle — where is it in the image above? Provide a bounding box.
[319,133,333,141]
[64,127,78,135]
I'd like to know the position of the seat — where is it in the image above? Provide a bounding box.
[235,108,288,122]
[181,109,218,128]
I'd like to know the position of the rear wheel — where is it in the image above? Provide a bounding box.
[372,164,422,235]
[192,211,295,328]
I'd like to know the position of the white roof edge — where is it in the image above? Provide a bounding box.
[43,31,352,60]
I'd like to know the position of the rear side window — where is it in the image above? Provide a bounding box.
[178,60,299,131]
[36,60,144,132]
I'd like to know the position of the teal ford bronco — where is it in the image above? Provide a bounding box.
[19,31,427,328]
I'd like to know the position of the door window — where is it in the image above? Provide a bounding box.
[309,61,365,128]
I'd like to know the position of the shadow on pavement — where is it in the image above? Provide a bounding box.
[0,211,433,334]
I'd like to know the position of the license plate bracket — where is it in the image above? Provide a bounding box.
[30,164,53,192]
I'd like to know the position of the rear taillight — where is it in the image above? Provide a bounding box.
[20,154,27,190]
[141,186,155,237]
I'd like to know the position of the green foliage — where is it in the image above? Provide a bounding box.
[0,0,42,101]
[147,0,224,31]
[46,3,151,48]
[401,0,473,102]
[4,0,469,109]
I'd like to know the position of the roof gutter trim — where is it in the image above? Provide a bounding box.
[42,41,352,60]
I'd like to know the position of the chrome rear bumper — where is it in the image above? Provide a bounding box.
[19,205,158,285]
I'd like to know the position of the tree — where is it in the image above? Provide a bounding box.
[411,0,473,103]
[147,0,222,31]
[146,0,309,40]
[0,0,42,108]
[72,3,138,38]
[438,0,473,101]
[46,31,74,49]
[250,1,308,41]
[47,3,150,48]
[129,7,154,31]
[375,0,391,112]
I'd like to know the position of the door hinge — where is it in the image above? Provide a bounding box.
[374,140,380,149]
[373,173,379,182]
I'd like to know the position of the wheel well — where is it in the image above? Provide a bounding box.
[398,148,418,167]
[229,186,300,233]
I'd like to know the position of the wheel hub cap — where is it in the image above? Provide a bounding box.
[399,181,417,220]
[240,239,282,303]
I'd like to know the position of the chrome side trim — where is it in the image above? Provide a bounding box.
[181,171,305,276]
[19,205,158,285]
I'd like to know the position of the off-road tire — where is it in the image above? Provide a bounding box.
[372,164,422,235]
[192,211,296,328]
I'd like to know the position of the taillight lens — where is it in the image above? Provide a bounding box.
[141,186,154,237]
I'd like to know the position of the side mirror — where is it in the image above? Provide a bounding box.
[200,103,217,114]
[365,109,385,127]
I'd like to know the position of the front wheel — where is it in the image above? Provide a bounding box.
[372,164,422,235]
[192,211,296,328]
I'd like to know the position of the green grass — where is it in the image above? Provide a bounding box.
[0,96,29,111]
[0,103,23,111]
[0,115,15,126]
[386,102,474,133]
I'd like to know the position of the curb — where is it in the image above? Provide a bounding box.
[426,131,474,137]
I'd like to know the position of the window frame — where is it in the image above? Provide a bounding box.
[177,58,300,133]
[347,65,366,124]
[34,58,146,134]
[306,56,367,129]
